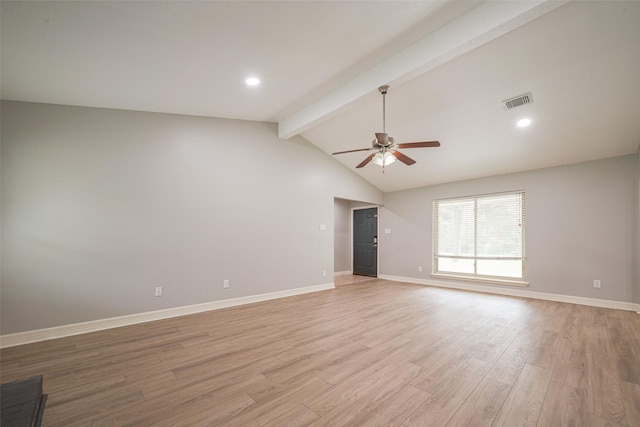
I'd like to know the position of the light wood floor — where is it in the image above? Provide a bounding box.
[2,277,639,426]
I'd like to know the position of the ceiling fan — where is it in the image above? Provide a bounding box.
[332,85,440,172]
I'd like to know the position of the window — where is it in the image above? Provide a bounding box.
[433,191,526,285]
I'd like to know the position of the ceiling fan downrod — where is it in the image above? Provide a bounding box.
[379,85,389,133]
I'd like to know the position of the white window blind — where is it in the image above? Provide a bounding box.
[434,191,525,282]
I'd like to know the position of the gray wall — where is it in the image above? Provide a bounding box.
[380,155,638,303]
[1,101,383,334]
[637,145,640,304]
[333,198,351,273]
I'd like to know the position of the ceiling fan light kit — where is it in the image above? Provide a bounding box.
[372,151,396,168]
[332,85,440,173]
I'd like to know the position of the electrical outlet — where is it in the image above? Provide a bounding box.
[418,266,423,272]
[593,280,601,288]
[155,286,163,297]
[322,270,327,277]
[223,279,229,289]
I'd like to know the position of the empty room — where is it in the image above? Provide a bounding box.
[1,1,639,426]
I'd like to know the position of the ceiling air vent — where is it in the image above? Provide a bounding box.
[502,92,533,110]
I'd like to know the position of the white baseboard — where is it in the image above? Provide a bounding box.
[379,274,640,313]
[334,270,352,276]
[0,282,335,349]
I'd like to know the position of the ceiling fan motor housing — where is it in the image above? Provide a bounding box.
[373,133,394,148]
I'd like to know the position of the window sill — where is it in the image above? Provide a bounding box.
[431,273,529,287]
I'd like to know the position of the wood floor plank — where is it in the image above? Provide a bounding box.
[260,404,319,427]
[46,388,145,427]
[473,326,520,364]
[153,393,257,427]
[142,355,281,401]
[410,337,487,394]
[223,374,331,427]
[91,374,267,426]
[537,380,586,426]
[579,351,627,423]
[1,277,638,426]
[527,329,560,369]
[550,335,588,388]
[304,348,414,417]
[408,329,466,367]
[444,377,511,427]
[401,394,453,426]
[247,371,332,405]
[405,358,492,426]
[492,363,551,427]
[620,379,640,425]
[314,347,372,385]
[260,341,368,385]
[348,384,429,427]
[485,338,533,386]
[306,363,424,427]
[612,337,640,385]
[583,412,626,427]
[425,358,492,406]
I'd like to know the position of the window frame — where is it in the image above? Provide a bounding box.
[432,191,528,286]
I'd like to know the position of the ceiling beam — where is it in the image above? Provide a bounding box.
[278,0,567,140]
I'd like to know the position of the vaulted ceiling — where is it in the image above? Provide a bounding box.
[3,1,640,192]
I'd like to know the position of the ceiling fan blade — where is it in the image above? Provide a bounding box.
[396,141,441,149]
[332,147,375,155]
[356,153,376,168]
[392,150,416,166]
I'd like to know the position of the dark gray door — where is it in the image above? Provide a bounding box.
[353,208,377,276]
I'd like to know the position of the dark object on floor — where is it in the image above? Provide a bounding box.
[0,375,47,427]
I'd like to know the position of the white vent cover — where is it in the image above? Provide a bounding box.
[502,92,533,110]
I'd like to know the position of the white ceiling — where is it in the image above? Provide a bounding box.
[2,1,640,192]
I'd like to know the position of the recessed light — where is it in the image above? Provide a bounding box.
[245,77,260,86]
[517,118,532,127]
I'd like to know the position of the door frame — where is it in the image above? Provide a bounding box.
[350,205,380,276]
